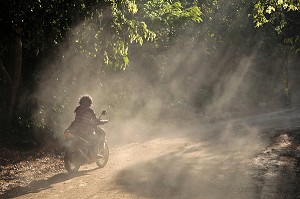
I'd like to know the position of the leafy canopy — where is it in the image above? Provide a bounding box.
[73,0,202,70]
[0,0,202,70]
[253,0,300,53]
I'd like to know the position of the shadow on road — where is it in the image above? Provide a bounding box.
[116,141,259,199]
[116,129,300,199]
[0,167,99,199]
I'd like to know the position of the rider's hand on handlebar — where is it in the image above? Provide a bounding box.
[100,119,109,124]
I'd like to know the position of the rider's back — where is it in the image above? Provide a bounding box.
[69,105,98,136]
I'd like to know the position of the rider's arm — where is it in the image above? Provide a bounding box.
[89,108,102,125]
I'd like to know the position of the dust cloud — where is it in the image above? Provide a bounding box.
[30,2,299,198]
[31,1,291,143]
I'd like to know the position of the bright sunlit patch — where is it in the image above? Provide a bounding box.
[275,134,291,149]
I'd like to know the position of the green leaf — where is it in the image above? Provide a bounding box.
[277,0,283,5]
[266,6,275,14]
[123,56,129,65]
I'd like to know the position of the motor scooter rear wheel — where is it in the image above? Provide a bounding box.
[64,151,81,173]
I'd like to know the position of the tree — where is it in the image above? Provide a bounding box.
[0,0,202,134]
[0,0,99,130]
[253,0,300,53]
[252,0,300,108]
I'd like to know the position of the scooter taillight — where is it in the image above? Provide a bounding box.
[64,130,74,139]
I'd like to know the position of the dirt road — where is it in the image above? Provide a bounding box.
[2,109,300,199]
[3,138,198,199]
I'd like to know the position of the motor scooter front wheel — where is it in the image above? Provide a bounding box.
[64,151,81,173]
[96,141,109,168]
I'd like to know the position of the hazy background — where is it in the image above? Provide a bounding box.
[29,1,300,149]
[0,1,299,198]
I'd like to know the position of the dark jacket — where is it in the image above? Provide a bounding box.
[69,106,101,135]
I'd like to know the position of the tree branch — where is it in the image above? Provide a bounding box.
[0,59,12,84]
[0,47,6,55]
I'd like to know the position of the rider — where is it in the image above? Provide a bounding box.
[66,94,107,157]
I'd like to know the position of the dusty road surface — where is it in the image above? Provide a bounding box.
[2,109,300,199]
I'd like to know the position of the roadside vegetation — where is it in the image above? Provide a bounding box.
[0,0,299,195]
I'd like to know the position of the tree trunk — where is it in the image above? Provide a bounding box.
[7,28,22,130]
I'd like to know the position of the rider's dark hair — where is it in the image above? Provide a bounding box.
[79,95,93,107]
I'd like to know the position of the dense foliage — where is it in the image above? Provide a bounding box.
[253,0,300,52]
[0,0,201,145]
[0,0,299,148]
